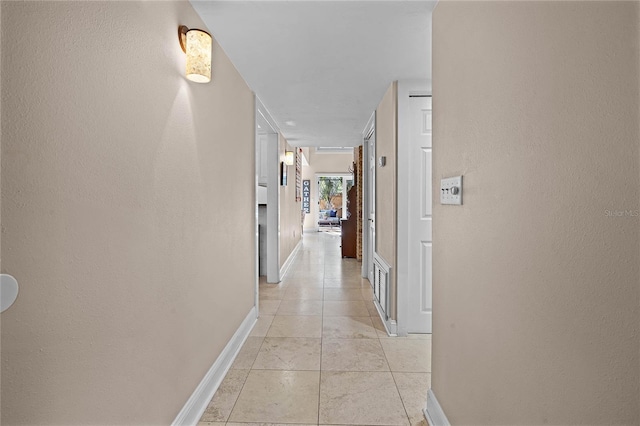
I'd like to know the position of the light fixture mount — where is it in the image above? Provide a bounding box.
[178,25,189,53]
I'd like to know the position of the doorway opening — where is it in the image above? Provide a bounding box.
[255,97,281,314]
[316,174,353,234]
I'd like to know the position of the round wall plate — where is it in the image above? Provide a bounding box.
[1,274,19,313]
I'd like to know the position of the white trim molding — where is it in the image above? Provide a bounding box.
[373,298,397,336]
[361,111,375,279]
[424,389,451,426]
[280,238,302,279]
[172,306,257,426]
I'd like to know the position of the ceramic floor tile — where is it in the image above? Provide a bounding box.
[285,272,325,281]
[250,315,274,337]
[365,300,380,317]
[200,369,250,422]
[267,315,323,338]
[323,288,364,301]
[322,339,389,371]
[277,299,323,316]
[323,300,370,317]
[197,422,226,426]
[406,334,432,340]
[227,424,316,426]
[322,316,377,339]
[287,270,324,277]
[246,233,430,425]
[324,272,360,281]
[323,279,365,289]
[231,337,264,369]
[319,371,409,426]
[361,285,375,300]
[380,339,431,372]
[253,337,321,370]
[259,300,281,316]
[284,278,325,288]
[392,372,432,426]
[371,315,392,338]
[260,287,287,300]
[284,287,324,300]
[258,283,285,292]
[229,370,320,424]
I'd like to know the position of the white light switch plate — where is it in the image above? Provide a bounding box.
[441,176,462,205]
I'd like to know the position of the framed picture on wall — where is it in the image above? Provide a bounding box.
[281,161,287,186]
[295,149,302,201]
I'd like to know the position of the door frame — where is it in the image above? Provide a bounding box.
[255,97,282,305]
[361,112,375,280]
[396,79,431,336]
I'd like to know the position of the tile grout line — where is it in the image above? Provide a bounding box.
[223,358,253,424]
[225,287,275,423]
[380,334,412,425]
[317,237,327,426]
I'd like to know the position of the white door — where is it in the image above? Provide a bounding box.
[407,95,432,333]
[367,129,376,284]
[257,134,268,186]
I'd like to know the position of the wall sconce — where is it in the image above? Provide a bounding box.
[284,151,295,166]
[178,25,212,83]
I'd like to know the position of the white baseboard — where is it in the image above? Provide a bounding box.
[172,306,257,426]
[280,239,302,279]
[373,298,397,336]
[424,389,451,426]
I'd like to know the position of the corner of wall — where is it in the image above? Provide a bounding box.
[278,135,302,270]
[375,82,399,319]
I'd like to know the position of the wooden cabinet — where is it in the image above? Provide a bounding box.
[341,186,357,258]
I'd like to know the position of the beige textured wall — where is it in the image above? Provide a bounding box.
[375,82,397,318]
[279,136,301,268]
[0,2,3,417]
[301,150,354,230]
[1,1,255,424]
[432,2,639,424]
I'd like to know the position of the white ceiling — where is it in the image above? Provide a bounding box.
[191,1,435,147]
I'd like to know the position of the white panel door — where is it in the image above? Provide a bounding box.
[367,130,376,284]
[407,96,432,333]
[257,134,268,186]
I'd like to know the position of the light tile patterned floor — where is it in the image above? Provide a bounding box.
[199,232,431,426]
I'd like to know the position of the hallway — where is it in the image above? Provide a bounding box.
[198,232,431,426]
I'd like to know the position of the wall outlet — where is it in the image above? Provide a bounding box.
[440,176,462,205]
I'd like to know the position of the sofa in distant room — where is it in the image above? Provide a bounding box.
[318,209,341,229]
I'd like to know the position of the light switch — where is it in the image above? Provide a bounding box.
[441,176,462,205]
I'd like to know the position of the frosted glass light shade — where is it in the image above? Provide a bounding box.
[284,151,295,166]
[185,29,212,83]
